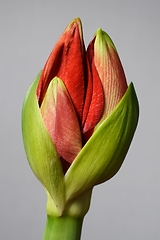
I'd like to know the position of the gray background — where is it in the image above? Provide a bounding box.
[1,0,159,239]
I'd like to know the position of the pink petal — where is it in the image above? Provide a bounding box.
[94,29,128,121]
[40,77,82,164]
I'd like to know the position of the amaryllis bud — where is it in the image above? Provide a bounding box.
[22,18,139,218]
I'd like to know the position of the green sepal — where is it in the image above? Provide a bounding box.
[65,82,139,201]
[22,72,65,215]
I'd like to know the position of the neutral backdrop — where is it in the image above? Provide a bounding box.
[1,0,159,239]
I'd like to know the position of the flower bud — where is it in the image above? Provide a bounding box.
[22,18,139,217]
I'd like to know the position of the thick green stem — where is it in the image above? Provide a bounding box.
[43,215,83,240]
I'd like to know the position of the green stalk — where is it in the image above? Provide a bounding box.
[43,215,83,240]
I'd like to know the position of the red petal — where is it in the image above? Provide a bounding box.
[82,38,104,135]
[81,56,93,129]
[37,18,86,121]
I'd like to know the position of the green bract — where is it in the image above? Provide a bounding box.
[22,72,65,215]
[65,82,139,201]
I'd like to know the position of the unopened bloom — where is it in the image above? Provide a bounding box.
[22,18,139,217]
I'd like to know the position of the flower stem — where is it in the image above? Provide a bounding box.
[43,215,83,240]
